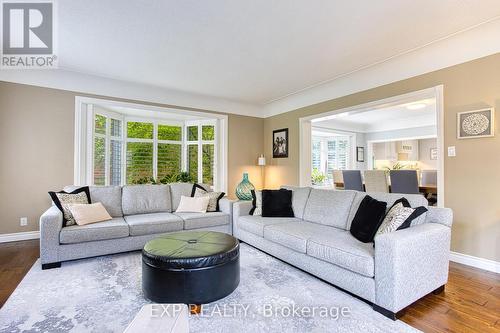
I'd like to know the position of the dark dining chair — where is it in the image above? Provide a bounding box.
[342,170,364,191]
[389,170,419,194]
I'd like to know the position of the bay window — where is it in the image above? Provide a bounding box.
[76,99,226,191]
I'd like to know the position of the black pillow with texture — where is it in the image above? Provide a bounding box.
[350,195,387,243]
[261,189,294,217]
[390,198,428,230]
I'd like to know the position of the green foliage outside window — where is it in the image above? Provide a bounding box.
[202,144,214,185]
[188,144,198,182]
[127,122,154,139]
[188,126,198,141]
[202,125,215,140]
[94,137,105,185]
[158,125,182,141]
[95,114,106,135]
[126,142,153,183]
[157,144,182,179]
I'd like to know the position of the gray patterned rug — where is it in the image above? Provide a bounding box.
[0,244,419,333]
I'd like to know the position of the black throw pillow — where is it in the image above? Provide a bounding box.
[261,189,294,217]
[350,195,387,243]
[390,198,428,230]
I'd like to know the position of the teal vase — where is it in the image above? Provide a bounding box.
[235,173,255,200]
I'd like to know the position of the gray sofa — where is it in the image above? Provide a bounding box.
[40,183,233,269]
[233,186,453,319]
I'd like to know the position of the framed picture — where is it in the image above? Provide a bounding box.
[457,108,495,139]
[430,148,438,160]
[356,147,364,162]
[273,128,288,158]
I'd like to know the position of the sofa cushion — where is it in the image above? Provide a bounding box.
[122,185,171,215]
[174,212,229,230]
[302,189,356,229]
[124,213,183,236]
[264,221,333,253]
[237,215,302,237]
[64,186,123,217]
[347,192,429,229]
[59,217,129,244]
[307,230,375,277]
[280,185,312,219]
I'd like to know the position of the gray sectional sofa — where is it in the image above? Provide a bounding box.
[40,183,232,269]
[233,186,453,319]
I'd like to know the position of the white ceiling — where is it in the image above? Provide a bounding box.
[1,1,500,117]
[57,1,500,104]
[313,99,437,133]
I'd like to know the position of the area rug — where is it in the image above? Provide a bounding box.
[0,244,419,333]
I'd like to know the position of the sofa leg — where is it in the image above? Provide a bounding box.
[42,262,61,270]
[373,304,397,320]
[432,285,445,295]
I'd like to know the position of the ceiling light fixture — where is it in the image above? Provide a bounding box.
[406,103,426,110]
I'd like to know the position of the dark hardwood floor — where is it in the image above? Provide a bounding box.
[0,239,499,332]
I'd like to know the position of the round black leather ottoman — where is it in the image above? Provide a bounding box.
[142,231,240,304]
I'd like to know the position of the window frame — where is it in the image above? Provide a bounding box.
[185,120,217,187]
[88,106,125,186]
[311,129,355,182]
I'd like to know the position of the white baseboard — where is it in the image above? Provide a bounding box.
[450,251,500,274]
[0,231,40,243]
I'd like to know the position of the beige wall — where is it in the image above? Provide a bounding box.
[264,53,500,262]
[418,138,438,171]
[0,82,263,234]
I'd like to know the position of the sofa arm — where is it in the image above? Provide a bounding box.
[218,197,235,216]
[39,206,63,265]
[374,223,451,313]
[425,206,453,227]
[233,201,253,218]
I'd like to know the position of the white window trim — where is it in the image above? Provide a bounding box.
[74,96,228,193]
[185,120,217,186]
[311,129,355,176]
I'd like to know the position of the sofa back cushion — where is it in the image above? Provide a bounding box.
[64,185,123,217]
[280,185,312,219]
[169,183,195,211]
[169,183,212,211]
[122,185,171,215]
[347,191,428,229]
[302,189,356,229]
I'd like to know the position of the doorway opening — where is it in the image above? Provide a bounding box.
[299,86,444,206]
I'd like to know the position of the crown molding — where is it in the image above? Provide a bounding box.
[262,18,500,117]
[0,69,264,117]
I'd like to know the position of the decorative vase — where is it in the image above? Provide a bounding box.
[235,173,255,200]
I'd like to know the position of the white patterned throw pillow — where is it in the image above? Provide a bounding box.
[376,202,415,236]
[191,184,225,212]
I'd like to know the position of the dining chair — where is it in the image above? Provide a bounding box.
[342,170,364,191]
[421,170,438,205]
[421,170,437,186]
[364,170,389,193]
[389,170,419,194]
[332,170,344,189]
